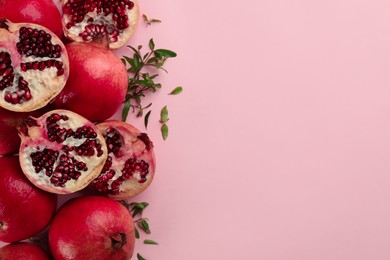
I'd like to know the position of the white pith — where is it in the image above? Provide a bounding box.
[62,0,139,49]
[20,110,108,194]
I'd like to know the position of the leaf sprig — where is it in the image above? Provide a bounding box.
[121,38,181,139]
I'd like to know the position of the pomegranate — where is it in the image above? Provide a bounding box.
[18,109,108,194]
[0,156,57,243]
[0,242,51,260]
[62,0,140,49]
[90,120,156,200]
[49,195,135,260]
[0,19,69,112]
[53,41,128,122]
[0,0,63,38]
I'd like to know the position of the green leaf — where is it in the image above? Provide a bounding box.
[137,253,146,260]
[144,239,158,245]
[142,14,148,22]
[169,86,183,95]
[144,110,151,129]
[135,227,140,239]
[161,124,168,140]
[155,49,177,58]
[122,100,131,122]
[149,38,155,50]
[160,106,168,123]
[138,219,151,234]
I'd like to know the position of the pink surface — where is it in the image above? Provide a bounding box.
[3,0,390,259]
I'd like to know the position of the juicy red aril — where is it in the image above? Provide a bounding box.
[64,0,135,43]
[0,52,14,90]
[91,157,149,195]
[31,149,87,187]
[17,27,61,58]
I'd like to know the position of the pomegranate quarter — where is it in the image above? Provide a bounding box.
[62,0,140,49]
[0,20,69,112]
[90,120,156,200]
[18,109,108,194]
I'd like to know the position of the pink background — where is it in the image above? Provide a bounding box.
[4,0,390,259]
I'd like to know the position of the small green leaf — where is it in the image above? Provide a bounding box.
[149,38,155,50]
[122,100,131,122]
[137,253,146,260]
[160,106,168,123]
[142,14,148,22]
[150,19,162,24]
[155,49,177,58]
[144,110,151,129]
[144,239,158,245]
[161,124,168,140]
[169,86,183,95]
[135,227,140,239]
[138,219,151,234]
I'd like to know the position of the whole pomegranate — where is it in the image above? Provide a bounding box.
[0,242,51,260]
[0,19,69,112]
[62,0,140,49]
[0,0,63,37]
[0,156,57,243]
[53,41,128,122]
[90,120,156,200]
[18,109,108,194]
[49,196,135,260]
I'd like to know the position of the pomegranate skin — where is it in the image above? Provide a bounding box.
[53,42,128,122]
[0,156,57,243]
[0,0,63,37]
[0,242,51,260]
[49,196,135,260]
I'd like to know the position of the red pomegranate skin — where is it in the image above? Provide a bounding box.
[0,0,63,37]
[0,107,31,155]
[49,196,135,260]
[53,42,128,122]
[0,156,57,243]
[0,242,51,260]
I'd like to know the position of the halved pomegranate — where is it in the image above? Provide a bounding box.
[89,120,156,200]
[62,0,140,49]
[0,19,69,112]
[18,109,108,194]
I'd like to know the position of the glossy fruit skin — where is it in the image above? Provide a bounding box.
[0,242,51,260]
[0,0,63,37]
[49,196,135,260]
[0,156,57,243]
[53,41,128,122]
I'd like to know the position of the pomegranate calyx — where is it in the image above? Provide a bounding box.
[0,18,9,30]
[17,117,38,136]
[110,232,127,250]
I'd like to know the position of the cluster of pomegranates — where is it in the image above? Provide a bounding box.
[0,0,156,259]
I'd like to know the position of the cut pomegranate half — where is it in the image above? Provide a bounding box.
[90,120,156,200]
[0,19,69,112]
[62,0,140,49]
[18,109,108,194]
